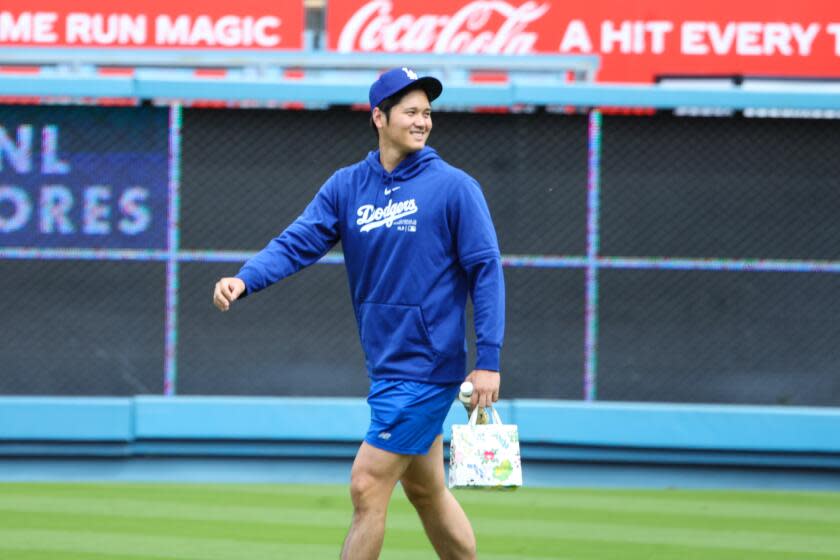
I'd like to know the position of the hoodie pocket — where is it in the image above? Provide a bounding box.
[359,303,436,374]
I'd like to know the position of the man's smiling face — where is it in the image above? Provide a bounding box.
[377,89,432,155]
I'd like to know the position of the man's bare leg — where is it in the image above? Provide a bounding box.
[399,436,476,560]
[341,442,412,560]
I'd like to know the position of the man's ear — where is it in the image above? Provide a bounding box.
[372,107,384,129]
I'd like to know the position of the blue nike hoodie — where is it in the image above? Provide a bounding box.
[236,146,505,383]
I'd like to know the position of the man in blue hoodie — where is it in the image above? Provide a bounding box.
[213,67,504,560]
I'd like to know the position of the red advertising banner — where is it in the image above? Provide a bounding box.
[0,0,304,49]
[328,0,840,82]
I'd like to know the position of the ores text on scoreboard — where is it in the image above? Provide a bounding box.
[0,124,151,237]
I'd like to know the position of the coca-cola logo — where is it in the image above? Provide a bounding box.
[337,0,549,54]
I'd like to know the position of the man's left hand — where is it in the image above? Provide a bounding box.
[465,369,500,409]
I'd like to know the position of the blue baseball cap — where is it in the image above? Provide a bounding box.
[369,67,443,111]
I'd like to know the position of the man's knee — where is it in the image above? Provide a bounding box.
[401,478,440,509]
[349,470,375,505]
[349,468,392,515]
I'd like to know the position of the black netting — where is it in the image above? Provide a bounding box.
[600,115,840,260]
[498,267,585,399]
[177,108,586,397]
[178,261,367,396]
[180,109,364,251]
[3,102,840,405]
[598,268,840,405]
[0,260,164,395]
[180,109,587,256]
[432,112,587,255]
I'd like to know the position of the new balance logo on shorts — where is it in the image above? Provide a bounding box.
[377,432,392,440]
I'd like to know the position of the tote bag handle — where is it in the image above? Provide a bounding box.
[468,405,504,426]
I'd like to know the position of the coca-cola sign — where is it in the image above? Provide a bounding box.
[329,0,840,82]
[337,0,549,54]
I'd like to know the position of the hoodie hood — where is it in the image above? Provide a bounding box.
[364,146,441,182]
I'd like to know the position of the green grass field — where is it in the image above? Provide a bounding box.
[1,483,839,559]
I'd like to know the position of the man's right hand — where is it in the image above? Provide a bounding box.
[213,277,246,311]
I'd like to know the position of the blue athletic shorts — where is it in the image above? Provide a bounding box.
[364,379,461,455]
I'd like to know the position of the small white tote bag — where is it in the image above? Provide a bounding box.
[448,406,523,490]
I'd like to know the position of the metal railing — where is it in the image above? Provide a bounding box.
[0,49,598,107]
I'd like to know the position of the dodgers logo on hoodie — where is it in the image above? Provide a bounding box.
[356,198,418,233]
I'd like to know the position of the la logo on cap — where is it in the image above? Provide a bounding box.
[402,67,418,80]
